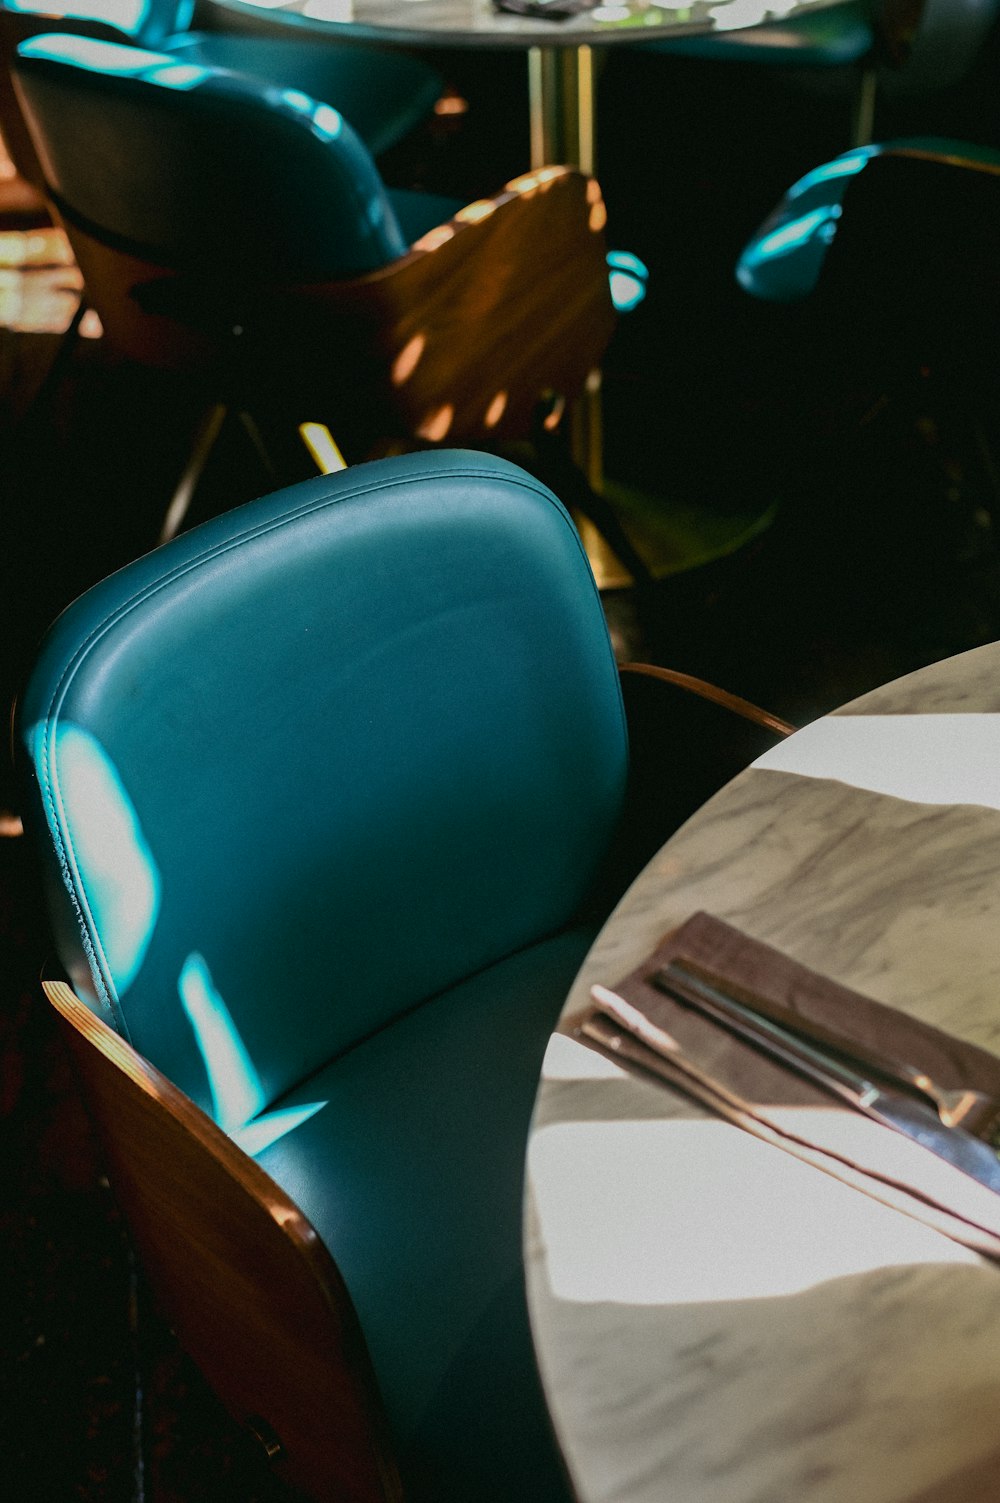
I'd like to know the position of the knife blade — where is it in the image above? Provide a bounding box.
[655,955,1000,1136]
[592,965,1000,1200]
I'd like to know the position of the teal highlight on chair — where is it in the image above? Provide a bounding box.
[179,950,327,1152]
[607,248,649,312]
[178,950,267,1131]
[272,85,342,139]
[27,721,161,999]
[17,27,205,79]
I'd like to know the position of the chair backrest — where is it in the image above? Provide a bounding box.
[813,143,1000,390]
[18,449,628,1128]
[0,0,194,182]
[736,136,1000,308]
[12,30,408,281]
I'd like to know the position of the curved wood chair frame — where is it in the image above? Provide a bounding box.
[56,166,615,455]
[619,662,796,739]
[43,976,402,1503]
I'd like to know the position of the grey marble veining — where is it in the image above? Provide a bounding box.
[210,0,848,50]
[527,640,1000,1503]
[836,640,1000,717]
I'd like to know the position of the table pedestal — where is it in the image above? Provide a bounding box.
[528,44,596,175]
[528,45,633,589]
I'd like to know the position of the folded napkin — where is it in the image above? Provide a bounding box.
[574,912,1000,1259]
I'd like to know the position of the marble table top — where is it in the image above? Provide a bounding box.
[208,0,849,50]
[526,640,1000,1503]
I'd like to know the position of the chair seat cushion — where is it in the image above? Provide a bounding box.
[253,923,592,1501]
[166,31,443,157]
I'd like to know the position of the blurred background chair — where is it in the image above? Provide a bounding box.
[736,134,1000,307]
[734,135,1000,641]
[0,0,445,212]
[647,0,884,148]
[17,448,791,1502]
[644,0,999,147]
[10,30,649,577]
[736,133,1000,443]
[0,0,446,443]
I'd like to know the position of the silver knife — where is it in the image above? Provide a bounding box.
[593,965,1000,1199]
[658,959,1000,1135]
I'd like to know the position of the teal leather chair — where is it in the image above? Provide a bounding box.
[17,449,790,1500]
[0,0,442,194]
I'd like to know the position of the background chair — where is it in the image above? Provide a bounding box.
[736,135,1000,441]
[11,30,646,576]
[18,448,792,1501]
[734,136,1000,647]
[0,0,444,447]
[0,0,444,202]
[736,134,1000,306]
[644,0,999,147]
[647,0,883,148]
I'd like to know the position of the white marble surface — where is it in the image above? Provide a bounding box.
[526,640,1000,1503]
[209,0,848,50]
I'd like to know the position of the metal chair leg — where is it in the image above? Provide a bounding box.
[298,421,348,475]
[159,405,354,549]
[237,410,278,485]
[158,403,229,545]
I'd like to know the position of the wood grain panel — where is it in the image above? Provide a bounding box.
[44,979,401,1503]
[54,166,615,454]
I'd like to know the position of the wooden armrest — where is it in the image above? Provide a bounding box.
[43,978,400,1503]
[619,662,796,738]
[585,662,795,917]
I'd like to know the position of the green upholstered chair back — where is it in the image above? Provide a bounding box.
[19,451,629,1129]
[12,31,408,280]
